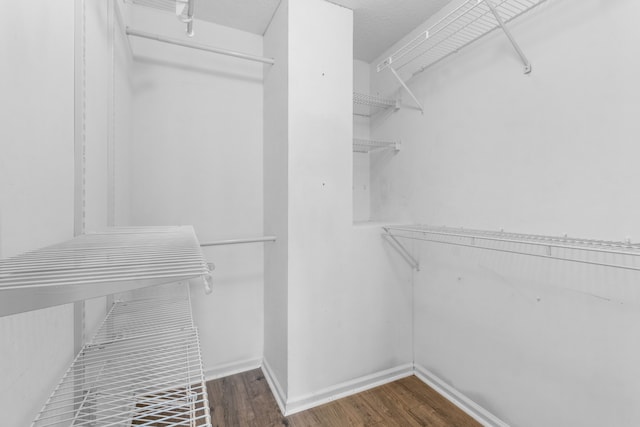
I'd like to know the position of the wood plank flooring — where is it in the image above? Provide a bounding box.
[206,369,481,427]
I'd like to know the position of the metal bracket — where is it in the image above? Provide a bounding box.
[176,0,195,36]
[383,228,420,271]
[485,0,532,74]
[388,67,424,114]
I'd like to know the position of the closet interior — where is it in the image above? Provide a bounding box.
[2,0,640,426]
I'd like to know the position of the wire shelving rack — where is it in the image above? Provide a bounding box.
[353,92,398,117]
[383,224,640,272]
[353,138,400,153]
[32,282,212,427]
[377,0,547,77]
[0,226,212,317]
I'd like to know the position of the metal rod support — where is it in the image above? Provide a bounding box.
[484,0,532,73]
[200,236,277,247]
[383,228,420,271]
[126,27,275,65]
[384,225,640,273]
[185,0,195,36]
[389,67,424,113]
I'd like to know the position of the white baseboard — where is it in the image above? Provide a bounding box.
[207,359,507,427]
[261,358,287,416]
[203,358,262,382]
[284,363,414,416]
[413,364,510,427]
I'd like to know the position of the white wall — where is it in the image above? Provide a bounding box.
[353,59,371,222]
[263,0,290,401]
[127,8,264,376]
[370,0,640,425]
[0,2,76,425]
[0,1,133,424]
[114,0,134,226]
[262,0,413,413]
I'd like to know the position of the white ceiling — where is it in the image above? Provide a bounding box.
[194,0,451,62]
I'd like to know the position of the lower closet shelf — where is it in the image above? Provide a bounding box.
[32,282,211,427]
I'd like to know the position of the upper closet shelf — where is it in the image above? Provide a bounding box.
[129,0,195,35]
[0,226,212,317]
[353,92,398,117]
[377,0,547,112]
[383,224,640,271]
[353,138,400,153]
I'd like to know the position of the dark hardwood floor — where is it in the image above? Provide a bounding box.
[206,369,481,427]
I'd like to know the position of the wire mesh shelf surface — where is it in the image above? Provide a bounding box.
[353,92,398,117]
[353,138,400,153]
[0,226,211,317]
[32,282,212,427]
[353,92,397,109]
[384,225,640,272]
[377,0,547,77]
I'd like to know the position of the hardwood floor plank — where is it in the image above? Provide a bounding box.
[407,404,450,427]
[398,376,482,427]
[206,369,483,427]
[358,387,425,427]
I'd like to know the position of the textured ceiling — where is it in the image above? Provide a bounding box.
[193,0,451,62]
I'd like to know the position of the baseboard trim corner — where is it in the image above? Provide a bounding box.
[262,358,287,416]
[203,358,262,382]
[284,363,414,416]
[413,364,510,427]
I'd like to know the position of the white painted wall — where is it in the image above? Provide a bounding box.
[113,1,134,227]
[0,2,75,425]
[353,59,371,222]
[0,1,133,424]
[263,0,290,401]
[370,0,640,425]
[262,0,413,413]
[127,8,264,376]
[84,0,110,233]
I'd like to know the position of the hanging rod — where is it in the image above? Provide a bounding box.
[200,236,277,247]
[126,27,276,65]
[383,225,640,272]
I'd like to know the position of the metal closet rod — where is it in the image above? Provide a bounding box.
[200,236,277,247]
[126,27,276,65]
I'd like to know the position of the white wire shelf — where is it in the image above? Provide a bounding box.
[32,282,212,427]
[0,226,212,317]
[353,92,398,117]
[383,224,640,272]
[353,138,400,153]
[377,0,547,77]
[129,0,195,35]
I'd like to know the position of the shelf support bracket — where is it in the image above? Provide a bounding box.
[484,0,532,74]
[383,228,420,271]
[389,67,424,114]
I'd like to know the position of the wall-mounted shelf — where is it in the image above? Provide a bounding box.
[383,224,640,272]
[0,226,212,317]
[129,0,195,35]
[353,92,398,117]
[353,138,400,153]
[32,282,211,427]
[377,0,547,112]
